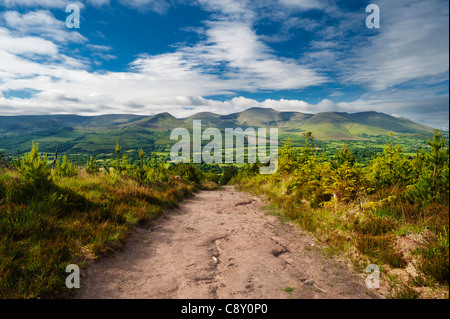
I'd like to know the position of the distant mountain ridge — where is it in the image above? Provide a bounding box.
[0,108,436,156]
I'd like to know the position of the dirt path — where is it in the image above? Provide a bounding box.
[75,186,379,299]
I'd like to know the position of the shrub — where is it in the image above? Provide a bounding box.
[391,284,419,299]
[220,165,238,185]
[0,173,7,201]
[335,143,355,167]
[356,233,407,268]
[53,155,78,178]
[17,142,52,189]
[366,133,413,188]
[204,171,219,183]
[406,130,449,206]
[85,156,100,174]
[172,163,203,184]
[278,140,298,174]
[355,213,398,236]
[415,227,449,285]
[323,162,370,204]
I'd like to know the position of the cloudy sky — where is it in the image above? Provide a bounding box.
[0,0,448,129]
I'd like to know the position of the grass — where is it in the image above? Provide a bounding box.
[0,168,201,298]
[281,286,295,294]
[355,234,406,268]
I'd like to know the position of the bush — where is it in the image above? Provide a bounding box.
[355,213,398,236]
[172,163,203,184]
[204,171,219,183]
[406,130,449,206]
[366,133,413,188]
[85,156,100,174]
[323,162,370,204]
[391,284,419,299]
[416,227,449,285]
[278,140,298,174]
[0,173,7,201]
[220,165,238,185]
[17,142,52,189]
[356,233,407,268]
[53,155,78,178]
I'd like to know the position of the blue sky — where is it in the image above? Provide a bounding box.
[0,0,448,129]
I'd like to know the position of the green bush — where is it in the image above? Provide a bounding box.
[16,142,52,189]
[406,130,449,206]
[220,165,238,185]
[53,155,78,178]
[366,133,413,188]
[323,162,370,204]
[171,163,203,184]
[278,140,298,174]
[204,171,219,183]
[85,156,100,174]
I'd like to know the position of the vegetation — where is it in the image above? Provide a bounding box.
[232,130,449,298]
[0,109,441,167]
[0,142,217,298]
[0,123,448,299]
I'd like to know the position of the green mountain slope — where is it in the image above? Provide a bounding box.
[0,108,437,157]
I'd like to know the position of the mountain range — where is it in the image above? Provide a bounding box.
[0,108,436,156]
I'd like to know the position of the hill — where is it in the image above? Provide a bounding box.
[0,108,437,158]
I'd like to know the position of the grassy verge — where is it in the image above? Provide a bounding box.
[234,175,448,299]
[231,132,448,299]
[0,165,212,298]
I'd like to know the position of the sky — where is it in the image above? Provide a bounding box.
[0,0,448,130]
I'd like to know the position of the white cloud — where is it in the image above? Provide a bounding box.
[279,0,326,11]
[2,10,87,44]
[0,0,84,9]
[189,20,326,90]
[86,44,113,51]
[195,0,254,21]
[126,12,326,93]
[0,0,66,7]
[86,44,117,61]
[118,0,171,14]
[0,27,58,56]
[342,0,449,91]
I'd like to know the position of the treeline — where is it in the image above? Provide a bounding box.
[232,131,449,298]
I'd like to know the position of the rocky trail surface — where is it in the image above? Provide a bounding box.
[75,186,379,299]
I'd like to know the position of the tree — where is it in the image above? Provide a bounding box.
[115,139,121,172]
[0,151,9,169]
[323,162,368,205]
[366,133,413,187]
[17,142,52,189]
[53,154,78,177]
[407,130,449,205]
[85,156,100,174]
[278,138,298,174]
[302,131,314,149]
[336,143,355,167]
[427,130,448,179]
